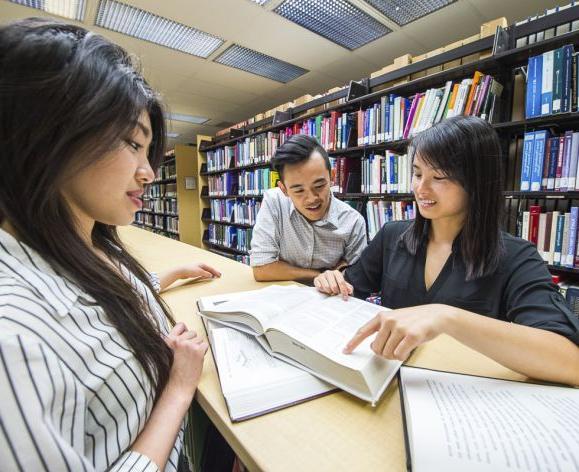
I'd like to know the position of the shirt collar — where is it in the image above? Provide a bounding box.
[0,228,94,317]
[289,194,339,229]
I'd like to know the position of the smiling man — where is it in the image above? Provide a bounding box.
[250,134,367,283]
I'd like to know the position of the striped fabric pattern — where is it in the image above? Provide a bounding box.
[0,228,183,471]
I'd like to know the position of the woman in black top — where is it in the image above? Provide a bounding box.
[314,115,579,386]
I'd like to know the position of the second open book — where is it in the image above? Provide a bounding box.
[197,285,401,406]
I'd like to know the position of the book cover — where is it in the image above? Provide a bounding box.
[565,207,579,267]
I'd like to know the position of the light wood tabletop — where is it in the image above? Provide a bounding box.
[119,226,527,472]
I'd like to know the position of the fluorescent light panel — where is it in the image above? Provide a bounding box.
[274,0,391,50]
[95,0,224,58]
[166,132,180,138]
[364,0,456,26]
[8,0,86,21]
[250,0,269,4]
[214,45,308,83]
[168,113,209,125]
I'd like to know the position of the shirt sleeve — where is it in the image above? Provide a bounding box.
[344,224,385,300]
[502,241,579,345]
[249,192,281,267]
[0,334,161,472]
[148,272,161,293]
[343,214,368,265]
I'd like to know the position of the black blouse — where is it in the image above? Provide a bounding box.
[345,220,579,345]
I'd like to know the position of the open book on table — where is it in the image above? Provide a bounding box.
[205,320,335,422]
[398,366,579,472]
[197,285,401,405]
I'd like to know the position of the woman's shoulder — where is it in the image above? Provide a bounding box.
[378,220,414,246]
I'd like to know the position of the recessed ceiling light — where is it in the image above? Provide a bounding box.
[214,44,308,83]
[167,113,209,125]
[95,0,224,58]
[364,0,455,26]
[8,0,86,21]
[274,0,391,50]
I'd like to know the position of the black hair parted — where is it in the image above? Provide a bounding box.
[270,134,331,180]
[403,115,505,281]
[0,18,172,400]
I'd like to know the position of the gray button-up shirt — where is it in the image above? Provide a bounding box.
[250,188,367,269]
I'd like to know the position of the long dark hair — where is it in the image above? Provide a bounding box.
[0,18,174,399]
[403,115,504,280]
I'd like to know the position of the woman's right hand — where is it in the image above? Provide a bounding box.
[164,322,208,400]
[313,270,353,300]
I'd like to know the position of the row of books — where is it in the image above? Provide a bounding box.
[207,169,279,197]
[361,153,412,194]
[357,72,502,144]
[526,44,577,118]
[206,223,252,253]
[134,224,179,241]
[366,200,416,240]
[206,132,280,171]
[144,183,176,199]
[520,130,579,191]
[208,198,261,225]
[515,3,579,48]
[519,205,579,267]
[154,161,176,180]
[142,197,178,214]
[135,213,179,234]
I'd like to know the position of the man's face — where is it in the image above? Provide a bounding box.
[278,151,332,222]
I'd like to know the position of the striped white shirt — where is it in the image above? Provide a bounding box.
[0,228,183,471]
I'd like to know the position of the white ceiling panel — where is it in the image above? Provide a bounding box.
[0,0,568,145]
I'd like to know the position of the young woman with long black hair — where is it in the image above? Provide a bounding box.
[0,18,220,471]
[314,115,579,386]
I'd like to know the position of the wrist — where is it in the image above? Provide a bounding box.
[438,304,462,336]
[163,380,196,409]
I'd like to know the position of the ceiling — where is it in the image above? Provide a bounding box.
[0,0,564,148]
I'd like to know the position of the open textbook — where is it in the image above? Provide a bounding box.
[197,285,401,405]
[399,366,579,472]
[205,320,335,422]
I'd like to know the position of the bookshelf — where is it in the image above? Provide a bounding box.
[133,144,200,244]
[194,5,579,276]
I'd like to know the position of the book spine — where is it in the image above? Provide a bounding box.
[562,45,574,113]
[553,47,564,113]
[521,211,530,240]
[541,50,554,115]
[520,132,535,191]
[529,205,541,245]
[554,213,565,265]
[548,211,560,265]
[566,207,579,267]
[531,130,547,191]
[542,137,552,190]
[561,131,574,191]
[555,136,566,190]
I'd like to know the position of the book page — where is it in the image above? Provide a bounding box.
[400,367,579,472]
[207,321,333,420]
[271,294,387,370]
[203,285,327,329]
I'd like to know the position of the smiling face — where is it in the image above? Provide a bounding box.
[412,153,468,225]
[61,110,155,238]
[278,150,332,222]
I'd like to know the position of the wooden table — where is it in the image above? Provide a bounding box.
[119,226,527,472]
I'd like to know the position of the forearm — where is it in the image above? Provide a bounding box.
[130,384,192,469]
[443,305,579,385]
[157,268,184,292]
[252,261,320,283]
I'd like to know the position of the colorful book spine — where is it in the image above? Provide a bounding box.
[520,132,535,191]
[531,130,548,191]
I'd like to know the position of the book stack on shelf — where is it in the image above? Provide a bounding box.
[134,151,179,240]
